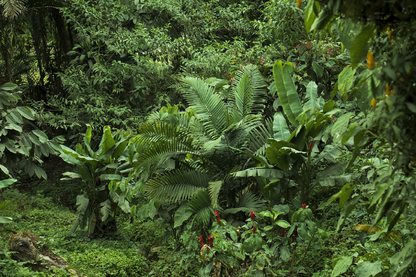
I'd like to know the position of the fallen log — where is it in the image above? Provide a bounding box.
[8,231,83,276]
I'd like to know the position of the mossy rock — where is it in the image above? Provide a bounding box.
[8,231,82,276]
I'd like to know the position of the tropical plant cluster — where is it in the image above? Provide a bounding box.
[1,0,415,276]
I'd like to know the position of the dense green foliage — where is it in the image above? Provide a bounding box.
[1,0,415,276]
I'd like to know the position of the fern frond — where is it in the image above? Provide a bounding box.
[145,170,211,203]
[181,77,227,140]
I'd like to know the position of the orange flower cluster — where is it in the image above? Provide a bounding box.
[385,83,394,98]
[367,51,375,69]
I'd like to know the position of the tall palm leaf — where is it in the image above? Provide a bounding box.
[232,64,267,122]
[181,77,227,140]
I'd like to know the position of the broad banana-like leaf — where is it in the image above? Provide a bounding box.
[273,112,290,141]
[303,81,319,116]
[98,126,116,159]
[273,61,303,126]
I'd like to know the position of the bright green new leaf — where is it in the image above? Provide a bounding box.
[100,126,116,156]
[85,124,92,144]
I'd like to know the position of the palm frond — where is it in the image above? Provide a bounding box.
[224,190,266,214]
[134,120,200,173]
[187,189,214,228]
[1,0,25,19]
[181,77,227,139]
[247,117,273,156]
[145,170,211,203]
[232,65,267,121]
[208,180,223,209]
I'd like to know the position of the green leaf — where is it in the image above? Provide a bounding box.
[350,25,375,68]
[0,178,17,190]
[85,124,92,144]
[303,81,319,115]
[16,106,35,120]
[331,113,352,143]
[275,219,290,228]
[338,67,356,101]
[62,172,82,179]
[273,112,290,141]
[5,123,22,132]
[100,126,116,156]
[406,102,416,113]
[32,130,48,143]
[331,256,353,277]
[280,245,290,262]
[273,61,303,126]
[0,216,13,223]
[304,0,318,33]
[311,6,333,31]
[312,61,324,79]
[323,100,335,112]
[174,204,193,228]
[1,83,18,91]
[355,261,382,277]
[99,174,122,181]
[0,165,10,176]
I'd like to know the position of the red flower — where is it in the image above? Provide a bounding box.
[250,211,255,221]
[281,228,285,237]
[209,235,213,247]
[253,226,257,232]
[308,141,314,153]
[215,211,220,223]
[302,204,306,209]
[199,236,204,248]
